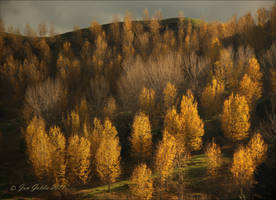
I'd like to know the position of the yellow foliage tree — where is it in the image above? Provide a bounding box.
[246,57,262,83]
[213,47,240,91]
[25,117,52,180]
[67,134,91,185]
[89,118,104,159]
[163,82,177,111]
[205,139,223,176]
[130,112,152,161]
[90,20,102,38]
[155,130,177,184]
[238,74,262,110]
[129,164,153,200]
[123,11,135,57]
[48,126,66,186]
[247,132,268,165]
[92,34,107,73]
[164,90,204,152]
[25,116,46,152]
[180,90,205,151]
[164,107,182,137]
[201,78,225,118]
[230,146,256,195]
[95,120,121,192]
[221,93,250,141]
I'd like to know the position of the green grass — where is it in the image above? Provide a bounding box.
[75,154,210,199]
[0,152,231,200]
[74,180,130,199]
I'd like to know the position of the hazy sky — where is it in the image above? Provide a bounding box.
[0,1,275,34]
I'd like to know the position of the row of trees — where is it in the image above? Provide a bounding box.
[23,77,269,197]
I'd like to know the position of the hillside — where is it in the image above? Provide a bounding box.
[0,5,276,200]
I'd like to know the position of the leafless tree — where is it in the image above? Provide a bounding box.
[182,52,210,96]
[24,78,67,124]
[88,75,110,116]
[118,52,184,111]
[260,42,276,69]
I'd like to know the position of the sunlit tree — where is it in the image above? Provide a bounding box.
[231,146,256,198]
[48,126,66,186]
[247,132,267,165]
[95,120,121,192]
[246,57,262,83]
[201,78,225,118]
[155,130,177,184]
[122,11,135,57]
[205,139,222,176]
[129,164,153,200]
[180,90,205,151]
[221,93,250,141]
[67,134,91,185]
[163,82,177,111]
[238,74,262,110]
[130,112,152,161]
[25,117,52,180]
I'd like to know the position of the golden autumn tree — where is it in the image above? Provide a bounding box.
[130,112,152,161]
[163,90,205,152]
[48,126,66,186]
[95,119,121,192]
[201,77,225,118]
[25,116,52,181]
[247,132,268,166]
[164,107,182,137]
[67,134,91,185]
[180,90,205,151]
[221,93,250,141]
[122,11,135,57]
[129,164,153,200]
[238,74,262,110]
[80,39,92,65]
[92,33,107,73]
[90,20,102,39]
[230,146,256,197]
[205,139,223,176]
[88,118,104,159]
[257,7,269,27]
[246,57,263,83]
[163,82,177,112]
[155,130,177,184]
[56,53,71,82]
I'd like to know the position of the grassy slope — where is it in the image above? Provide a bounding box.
[73,154,232,200]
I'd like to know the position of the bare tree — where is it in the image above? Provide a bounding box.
[88,75,110,117]
[118,52,184,111]
[182,52,210,96]
[24,78,67,124]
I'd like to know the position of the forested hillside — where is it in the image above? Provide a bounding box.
[0,5,276,200]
